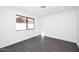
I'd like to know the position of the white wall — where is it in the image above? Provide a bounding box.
[76,9,79,47]
[0,7,16,48]
[41,10,77,43]
[0,7,40,48]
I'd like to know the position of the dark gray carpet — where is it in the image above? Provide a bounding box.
[0,35,79,52]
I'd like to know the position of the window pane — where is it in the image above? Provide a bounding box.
[16,15,27,30]
[27,18,34,30]
[16,23,26,30]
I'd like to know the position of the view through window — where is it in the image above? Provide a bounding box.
[16,15,35,31]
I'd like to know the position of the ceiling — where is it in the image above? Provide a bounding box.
[16,6,79,18]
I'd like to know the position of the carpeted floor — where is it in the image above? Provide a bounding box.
[0,35,79,52]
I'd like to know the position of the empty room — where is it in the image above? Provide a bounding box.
[0,6,79,52]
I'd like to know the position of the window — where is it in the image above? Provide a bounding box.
[16,15,35,31]
[27,17,35,30]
